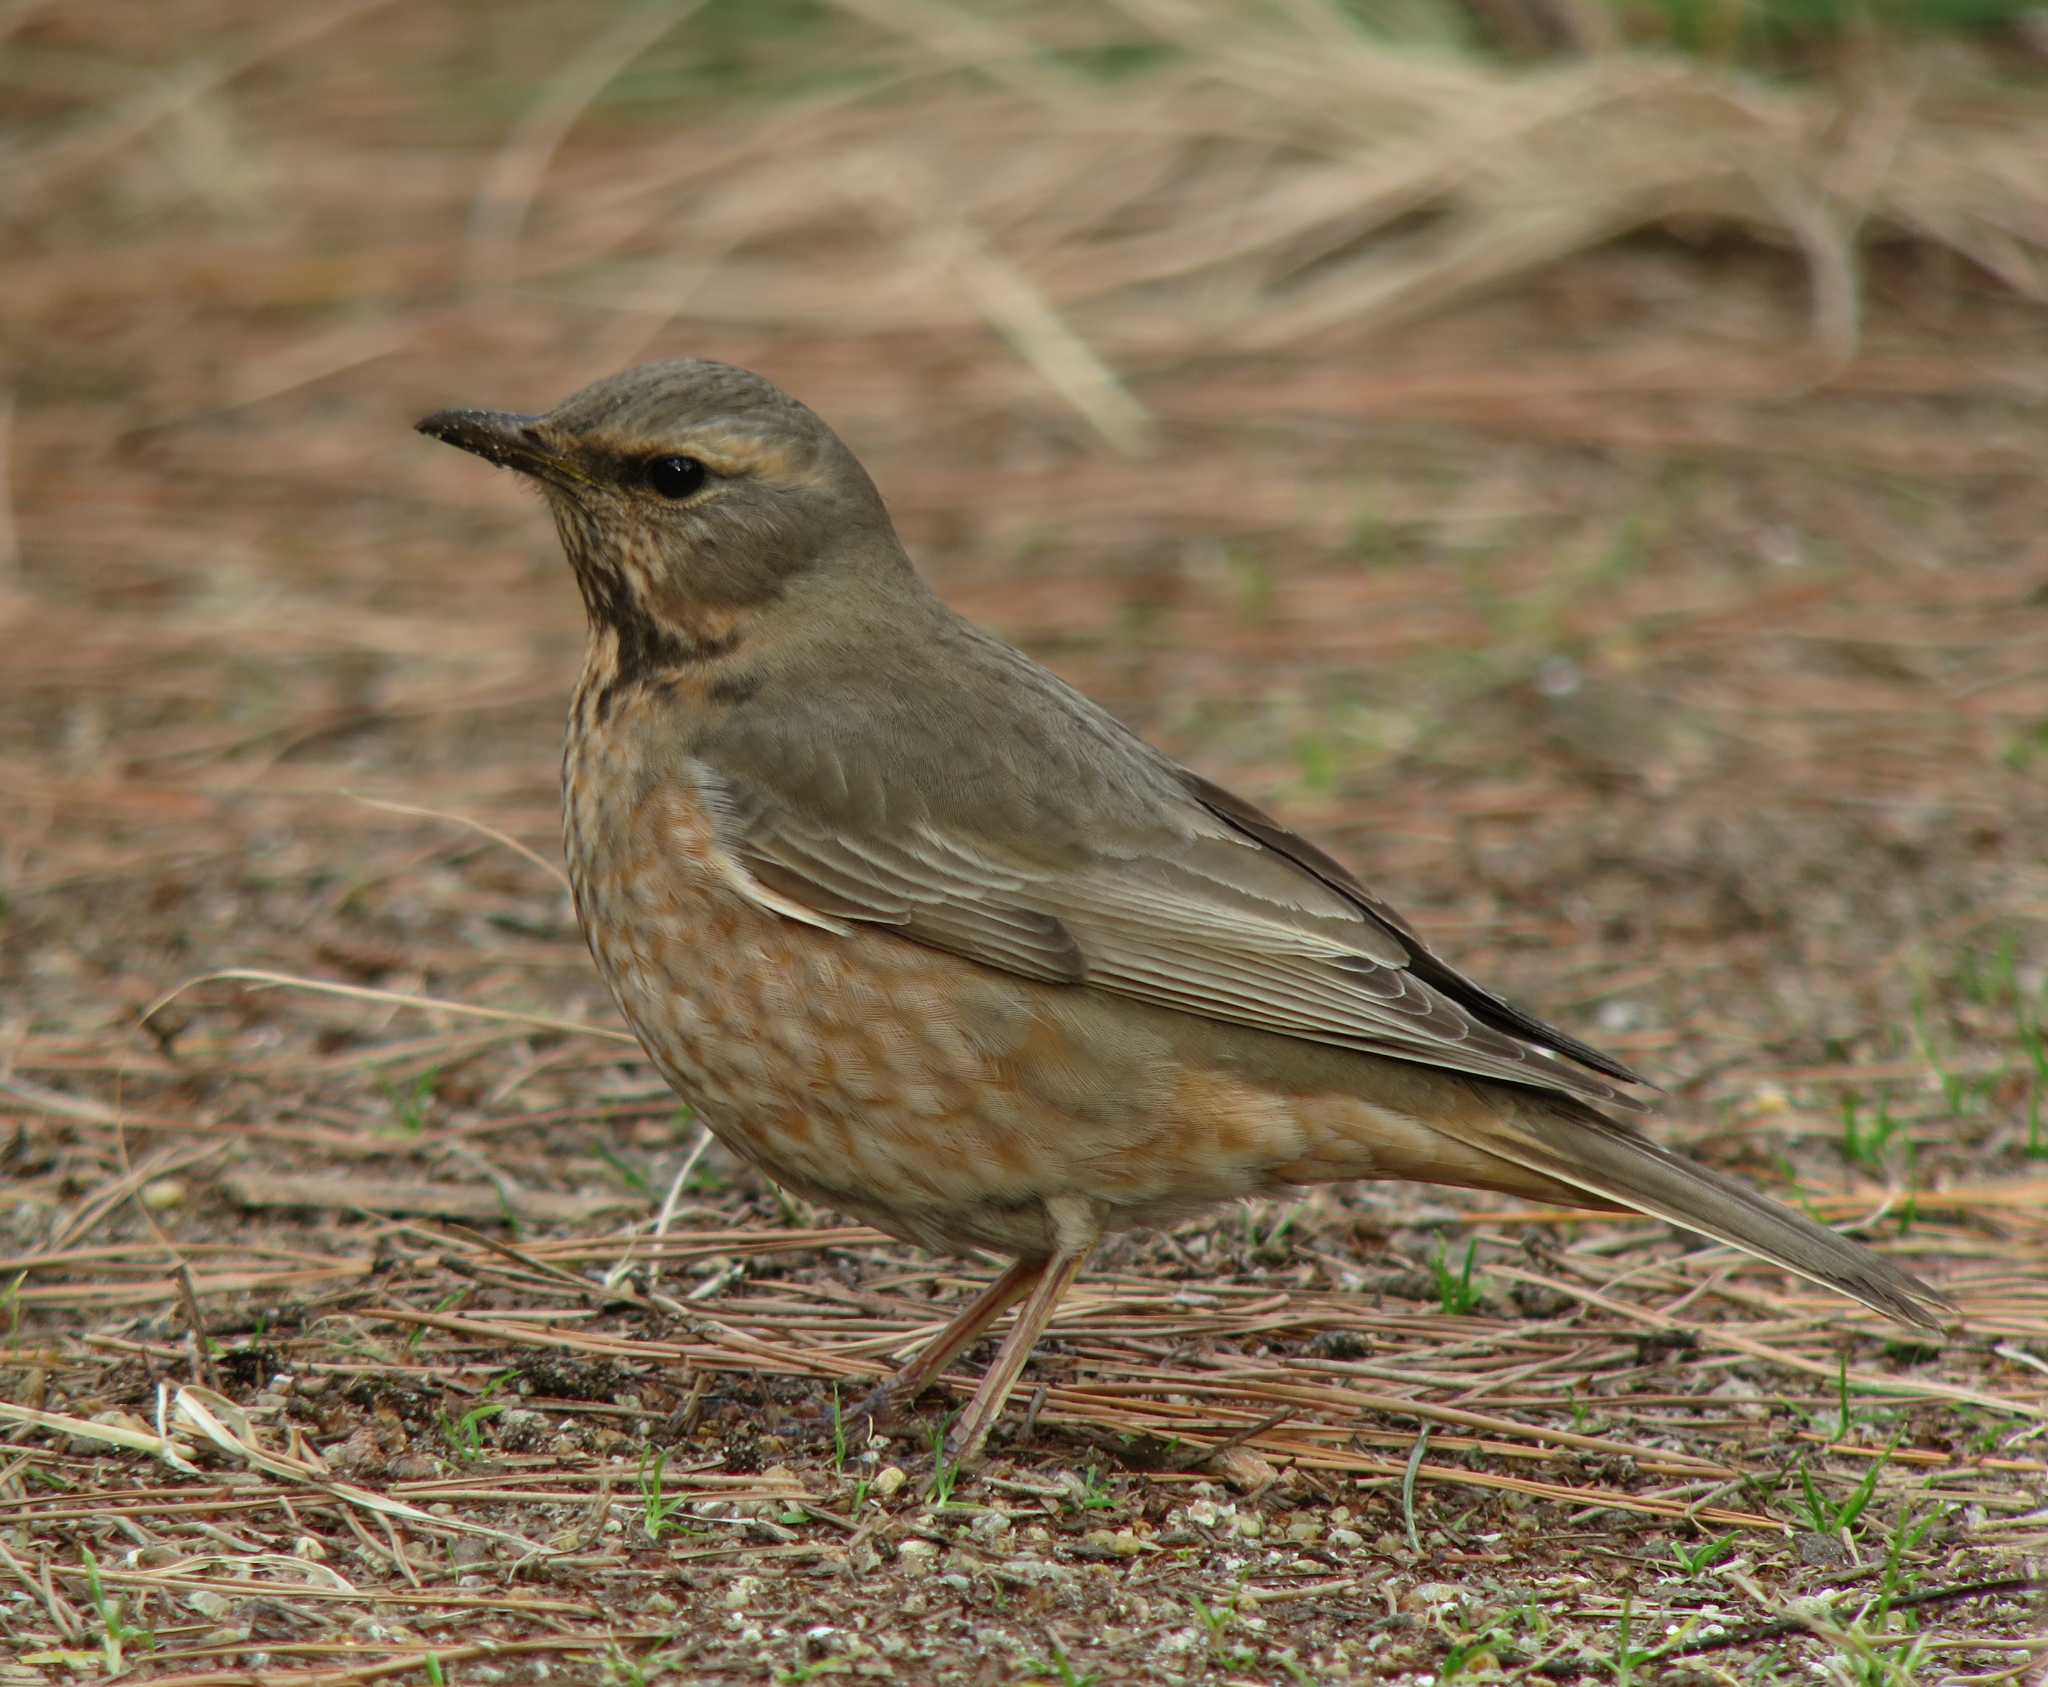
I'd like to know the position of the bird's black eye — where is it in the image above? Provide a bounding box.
[644,455,707,499]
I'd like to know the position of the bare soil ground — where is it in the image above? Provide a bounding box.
[4,5,2047,1683]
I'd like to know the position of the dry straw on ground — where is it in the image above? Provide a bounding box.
[457,0,2048,439]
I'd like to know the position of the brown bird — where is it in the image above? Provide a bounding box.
[419,361,1951,1463]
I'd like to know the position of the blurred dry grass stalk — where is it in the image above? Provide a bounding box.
[470,0,2048,439]
[11,1,2045,433]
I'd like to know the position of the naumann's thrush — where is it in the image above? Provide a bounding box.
[419,361,1950,1463]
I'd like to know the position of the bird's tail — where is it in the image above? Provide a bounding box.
[1431,1086,1955,1331]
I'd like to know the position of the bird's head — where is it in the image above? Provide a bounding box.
[418,359,906,664]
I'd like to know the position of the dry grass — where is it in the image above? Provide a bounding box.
[5,2,2048,1681]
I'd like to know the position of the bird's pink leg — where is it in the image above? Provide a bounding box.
[945,1249,1091,1466]
[846,1256,1042,1426]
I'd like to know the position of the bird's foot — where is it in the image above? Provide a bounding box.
[819,1371,932,1446]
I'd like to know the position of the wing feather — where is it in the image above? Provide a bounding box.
[687,744,1650,1110]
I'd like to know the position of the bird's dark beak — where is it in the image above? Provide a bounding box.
[415,407,590,488]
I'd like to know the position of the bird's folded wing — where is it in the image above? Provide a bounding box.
[691,746,1650,1112]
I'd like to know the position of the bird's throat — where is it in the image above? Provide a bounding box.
[564,543,748,724]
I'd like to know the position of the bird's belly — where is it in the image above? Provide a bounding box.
[563,754,1315,1255]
